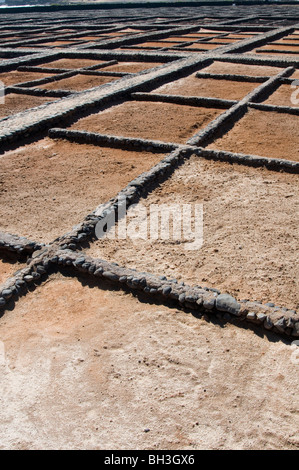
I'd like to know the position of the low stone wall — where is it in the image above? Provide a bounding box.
[1,248,297,339]
[0,11,298,343]
[196,147,299,173]
[131,91,236,108]
[0,231,44,256]
[187,66,295,146]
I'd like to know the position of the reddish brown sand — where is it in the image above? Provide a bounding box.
[249,49,299,57]
[0,257,24,285]
[0,271,298,450]
[77,36,105,41]
[184,31,225,37]
[264,83,299,107]
[208,38,239,43]
[274,38,299,44]
[0,71,55,86]
[99,61,163,73]
[153,74,260,100]
[118,48,153,52]
[1,36,21,40]
[226,33,254,39]
[38,74,117,92]
[161,36,199,43]
[39,41,80,47]
[258,44,299,52]
[39,58,106,69]
[184,43,220,50]
[104,32,136,36]
[119,28,143,33]
[87,157,299,310]
[202,61,283,76]
[0,138,165,243]
[0,94,55,120]
[208,108,299,161]
[70,100,223,144]
[135,41,178,48]
[279,34,299,40]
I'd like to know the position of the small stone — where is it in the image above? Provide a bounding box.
[210,287,221,294]
[185,294,198,303]
[162,286,172,296]
[36,265,47,275]
[274,317,286,333]
[102,271,119,282]
[1,289,13,299]
[292,322,299,337]
[32,272,41,280]
[94,268,103,276]
[203,296,215,310]
[24,275,34,283]
[216,294,241,316]
[169,291,179,300]
[256,313,267,323]
[185,302,197,310]
[88,265,96,274]
[0,297,6,307]
[81,263,91,271]
[246,312,256,322]
[264,316,273,330]
[78,233,86,241]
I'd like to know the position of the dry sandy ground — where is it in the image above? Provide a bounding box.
[153,74,260,100]
[0,94,55,120]
[208,108,299,161]
[202,62,297,80]
[201,62,284,76]
[0,138,165,243]
[87,156,299,310]
[70,100,223,144]
[248,50,299,58]
[101,62,164,73]
[0,71,55,86]
[39,58,106,69]
[135,41,183,48]
[265,83,299,107]
[0,257,24,285]
[0,272,298,450]
[257,44,299,52]
[39,41,81,47]
[38,74,117,92]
